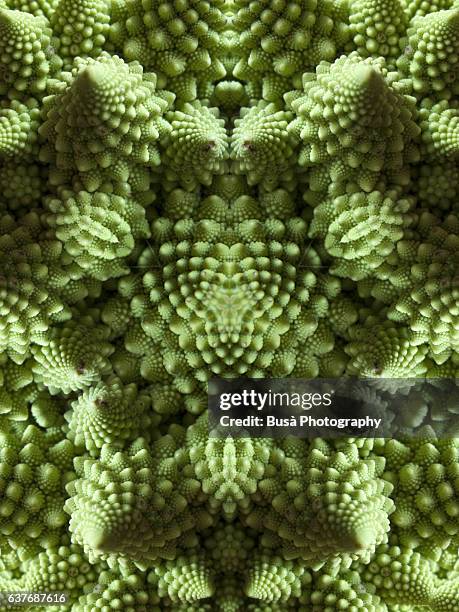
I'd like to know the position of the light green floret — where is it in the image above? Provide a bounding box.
[382,438,459,548]
[415,161,459,210]
[152,554,215,602]
[258,188,296,219]
[18,538,100,606]
[161,188,201,220]
[301,568,385,611]
[396,8,459,101]
[418,99,459,160]
[50,0,110,70]
[78,569,160,610]
[0,100,40,159]
[310,190,415,280]
[132,210,329,380]
[349,0,408,63]
[6,0,58,18]
[244,554,304,602]
[432,579,459,612]
[197,177,262,221]
[246,439,394,567]
[387,213,459,361]
[287,53,420,199]
[232,0,350,92]
[345,322,428,376]
[65,376,154,455]
[0,358,39,421]
[65,435,207,567]
[0,212,70,364]
[288,317,338,378]
[401,0,455,21]
[361,541,455,608]
[162,102,229,187]
[318,344,350,377]
[327,295,358,337]
[0,8,61,98]
[31,320,114,394]
[231,102,298,187]
[425,353,459,377]
[187,413,273,518]
[45,189,150,281]
[109,0,226,98]
[0,163,45,210]
[39,53,174,195]
[0,425,75,553]
[203,522,256,575]
[211,80,250,115]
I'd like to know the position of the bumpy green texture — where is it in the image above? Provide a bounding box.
[232,0,350,99]
[350,0,408,62]
[0,7,62,97]
[45,189,150,279]
[31,319,113,394]
[0,426,74,553]
[397,8,459,100]
[231,101,298,186]
[287,52,421,201]
[0,100,41,159]
[50,0,110,69]
[39,52,173,199]
[245,438,395,566]
[65,375,156,454]
[109,0,226,98]
[310,190,416,280]
[162,102,229,187]
[0,0,458,609]
[0,212,71,363]
[65,434,206,568]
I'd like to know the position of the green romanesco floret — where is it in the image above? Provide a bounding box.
[39,52,173,197]
[45,189,150,280]
[245,438,395,567]
[401,0,456,21]
[108,0,226,99]
[31,319,114,394]
[396,8,459,101]
[349,0,409,64]
[0,212,73,363]
[310,190,416,280]
[287,52,421,204]
[345,322,428,377]
[64,434,207,568]
[161,102,229,187]
[232,0,350,96]
[50,0,110,70]
[0,7,62,98]
[0,99,41,159]
[65,375,155,455]
[231,101,298,187]
[0,425,75,553]
[387,214,459,361]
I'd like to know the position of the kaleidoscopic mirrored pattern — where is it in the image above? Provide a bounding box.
[0,0,459,609]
